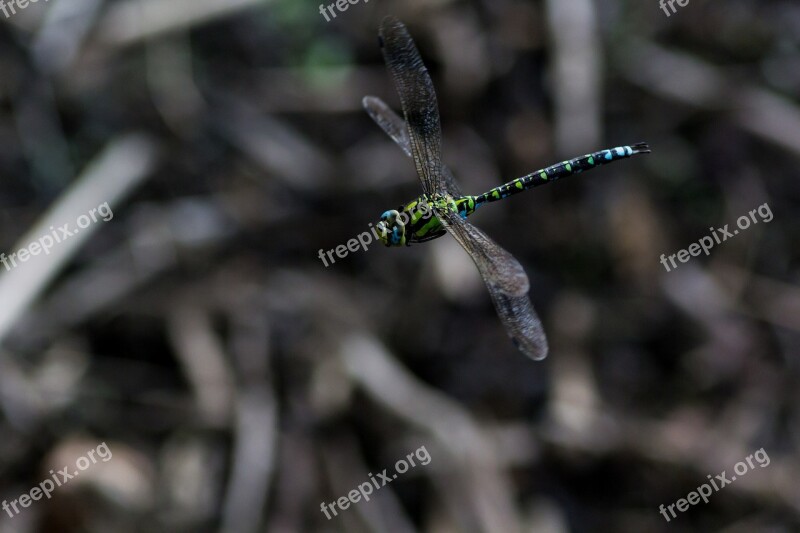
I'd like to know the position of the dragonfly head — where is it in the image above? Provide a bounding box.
[376,209,407,247]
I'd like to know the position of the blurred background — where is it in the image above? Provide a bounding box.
[0,0,798,531]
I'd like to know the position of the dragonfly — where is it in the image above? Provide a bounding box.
[366,16,650,360]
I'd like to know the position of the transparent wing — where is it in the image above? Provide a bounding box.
[378,16,446,197]
[362,95,410,157]
[362,95,464,197]
[436,208,548,360]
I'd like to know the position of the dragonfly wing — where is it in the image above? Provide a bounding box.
[362,95,411,157]
[436,208,548,360]
[362,95,464,197]
[379,17,446,197]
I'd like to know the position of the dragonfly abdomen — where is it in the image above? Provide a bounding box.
[476,142,650,206]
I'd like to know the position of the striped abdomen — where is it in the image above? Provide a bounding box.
[475,143,650,206]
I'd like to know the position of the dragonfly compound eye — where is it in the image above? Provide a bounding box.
[380,209,400,224]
